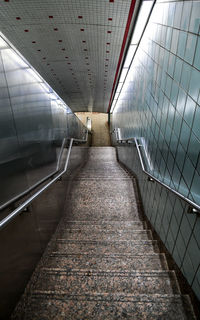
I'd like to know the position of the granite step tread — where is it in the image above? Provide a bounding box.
[76,173,129,177]
[67,180,135,198]
[51,239,160,255]
[12,294,196,320]
[66,195,136,203]
[33,270,180,295]
[60,220,147,229]
[56,229,152,240]
[73,177,132,181]
[65,213,140,221]
[43,253,168,271]
[65,201,140,219]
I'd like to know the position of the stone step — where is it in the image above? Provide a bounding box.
[66,199,140,220]
[67,179,135,199]
[56,229,152,241]
[60,220,147,229]
[73,177,132,181]
[65,212,140,221]
[78,166,127,170]
[33,270,180,295]
[15,294,196,320]
[78,167,127,172]
[67,193,136,203]
[51,240,160,255]
[44,253,168,271]
[77,172,129,178]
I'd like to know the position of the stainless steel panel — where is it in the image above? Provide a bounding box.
[0,36,86,208]
[0,51,29,206]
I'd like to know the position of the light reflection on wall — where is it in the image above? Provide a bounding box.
[0,32,86,208]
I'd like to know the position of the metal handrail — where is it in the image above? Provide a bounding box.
[0,138,67,211]
[0,134,88,230]
[117,137,200,214]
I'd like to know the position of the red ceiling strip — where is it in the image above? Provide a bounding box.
[107,0,136,112]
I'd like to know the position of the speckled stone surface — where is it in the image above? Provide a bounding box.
[51,239,160,255]
[11,147,196,319]
[33,270,180,295]
[55,229,152,240]
[43,253,168,271]
[12,294,195,320]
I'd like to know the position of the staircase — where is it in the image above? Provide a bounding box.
[11,147,196,319]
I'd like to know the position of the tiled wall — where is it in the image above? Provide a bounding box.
[111,0,200,300]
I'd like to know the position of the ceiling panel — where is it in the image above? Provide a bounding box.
[0,0,132,112]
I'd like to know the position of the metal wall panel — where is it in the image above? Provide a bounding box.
[0,50,29,206]
[0,35,86,208]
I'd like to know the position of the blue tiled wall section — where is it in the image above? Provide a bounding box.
[111,0,200,300]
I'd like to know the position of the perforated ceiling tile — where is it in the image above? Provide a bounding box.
[0,0,132,112]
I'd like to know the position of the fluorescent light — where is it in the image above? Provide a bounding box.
[110,99,117,113]
[124,45,137,68]
[116,82,123,93]
[114,92,120,100]
[28,68,43,82]
[49,93,58,100]
[131,1,153,45]
[3,49,28,69]
[119,68,128,83]
[0,36,8,49]
[40,82,51,93]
